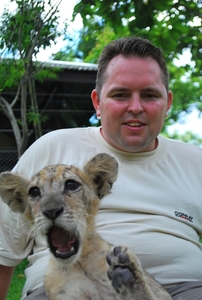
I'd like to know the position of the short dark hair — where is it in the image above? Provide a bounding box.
[96,36,169,96]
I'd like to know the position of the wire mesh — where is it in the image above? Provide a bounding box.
[0,150,18,172]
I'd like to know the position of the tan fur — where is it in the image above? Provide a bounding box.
[0,153,171,300]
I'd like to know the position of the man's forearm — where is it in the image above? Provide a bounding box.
[0,265,15,300]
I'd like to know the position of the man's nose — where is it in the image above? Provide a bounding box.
[127,95,144,114]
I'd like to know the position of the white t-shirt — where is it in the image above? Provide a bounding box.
[0,127,202,299]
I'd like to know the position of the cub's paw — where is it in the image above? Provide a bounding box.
[106,246,139,294]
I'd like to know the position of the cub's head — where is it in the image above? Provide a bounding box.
[0,153,118,262]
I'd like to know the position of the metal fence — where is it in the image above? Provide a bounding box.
[0,150,18,172]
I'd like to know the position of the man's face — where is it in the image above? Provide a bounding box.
[91,55,173,153]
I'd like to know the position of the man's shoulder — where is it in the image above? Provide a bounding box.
[12,127,101,174]
[30,127,99,147]
[160,135,202,157]
[43,126,98,139]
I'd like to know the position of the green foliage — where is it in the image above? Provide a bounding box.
[162,130,202,146]
[72,0,202,71]
[165,64,202,126]
[0,0,61,58]
[35,67,59,82]
[83,25,127,64]
[73,0,202,73]
[0,0,64,156]
[0,59,25,91]
[27,106,49,125]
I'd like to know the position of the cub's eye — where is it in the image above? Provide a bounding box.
[28,186,40,198]
[64,180,80,192]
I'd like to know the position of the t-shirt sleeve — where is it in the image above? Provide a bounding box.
[0,199,34,266]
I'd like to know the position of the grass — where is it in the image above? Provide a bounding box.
[7,259,28,300]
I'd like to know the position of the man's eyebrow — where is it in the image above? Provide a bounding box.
[141,87,162,94]
[108,87,163,95]
[108,87,129,93]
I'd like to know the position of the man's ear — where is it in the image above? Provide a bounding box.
[84,153,118,199]
[0,172,29,213]
[91,89,101,119]
[166,90,173,116]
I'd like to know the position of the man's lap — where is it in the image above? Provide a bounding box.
[166,281,202,300]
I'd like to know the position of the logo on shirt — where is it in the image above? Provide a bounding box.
[175,211,193,223]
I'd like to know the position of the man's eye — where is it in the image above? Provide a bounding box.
[112,93,129,100]
[142,93,158,100]
[64,180,80,192]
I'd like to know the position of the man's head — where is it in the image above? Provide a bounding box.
[91,36,173,153]
[95,36,169,97]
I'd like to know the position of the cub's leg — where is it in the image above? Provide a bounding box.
[106,246,158,300]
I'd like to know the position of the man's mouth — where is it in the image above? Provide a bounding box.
[47,226,79,259]
[126,122,144,127]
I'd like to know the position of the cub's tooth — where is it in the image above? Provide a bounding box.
[56,250,61,254]
[70,247,74,252]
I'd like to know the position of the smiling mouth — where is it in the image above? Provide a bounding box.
[47,226,79,259]
[126,122,144,127]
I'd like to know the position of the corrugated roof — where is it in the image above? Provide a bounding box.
[43,60,98,71]
[0,58,98,72]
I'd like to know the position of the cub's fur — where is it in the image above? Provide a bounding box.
[0,153,171,300]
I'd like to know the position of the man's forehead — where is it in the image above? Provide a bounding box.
[104,54,165,87]
[107,54,157,67]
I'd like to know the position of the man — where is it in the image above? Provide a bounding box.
[0,37,202,300]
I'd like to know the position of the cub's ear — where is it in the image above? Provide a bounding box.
[84,153,118,199]
[0,172,29,213]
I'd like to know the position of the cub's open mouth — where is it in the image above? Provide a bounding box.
[47,226,79,259]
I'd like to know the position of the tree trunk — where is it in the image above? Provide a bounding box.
[0,96,22,159]
[19,76,29,157]
[28,77,42,140]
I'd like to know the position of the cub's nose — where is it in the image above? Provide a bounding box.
[43,207,64,220]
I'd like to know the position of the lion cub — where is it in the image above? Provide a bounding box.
[0,153,171,300]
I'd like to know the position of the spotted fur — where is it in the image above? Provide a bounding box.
[0,153,171,300]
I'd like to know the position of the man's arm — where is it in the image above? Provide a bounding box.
[0,265,15,300]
